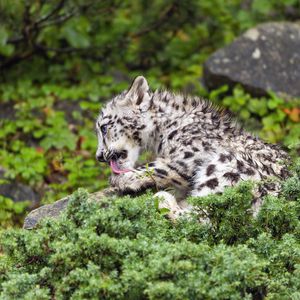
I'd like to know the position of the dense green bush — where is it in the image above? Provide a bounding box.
[0,165,299,299]
[1,0,298,82]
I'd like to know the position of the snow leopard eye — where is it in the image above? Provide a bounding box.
[101,124,108,135]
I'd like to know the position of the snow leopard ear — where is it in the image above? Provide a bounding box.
[126,76,150,106]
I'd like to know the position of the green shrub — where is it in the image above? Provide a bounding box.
[1,170,300,299]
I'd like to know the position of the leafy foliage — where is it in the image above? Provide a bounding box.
[210,86,300,153]
[0,195,28,228]
[0,0,299,82]
[0,166,300,299]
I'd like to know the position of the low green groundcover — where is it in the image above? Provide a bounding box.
[0,166,299,300]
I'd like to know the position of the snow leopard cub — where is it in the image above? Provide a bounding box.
[95,76,289,218]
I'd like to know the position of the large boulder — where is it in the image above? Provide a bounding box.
[203,22,300,97]
[23,188,117,229]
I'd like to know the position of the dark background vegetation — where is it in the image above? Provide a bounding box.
[0,0,299,228]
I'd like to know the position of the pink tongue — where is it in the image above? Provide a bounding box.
[110,160,131,174]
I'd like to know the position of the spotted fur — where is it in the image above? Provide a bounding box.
[96,76,290,217]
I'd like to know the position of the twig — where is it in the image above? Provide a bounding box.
[36,0,66,25]
[37,9,78,29]
[131,4,175,38]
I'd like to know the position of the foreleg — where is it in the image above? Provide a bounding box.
[110,158,190,194]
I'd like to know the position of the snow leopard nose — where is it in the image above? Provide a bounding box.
[96,151,105,162]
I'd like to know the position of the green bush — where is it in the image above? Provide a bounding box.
[0,166,300,299]
[1,0,298,83]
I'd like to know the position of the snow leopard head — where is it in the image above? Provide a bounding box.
[95,76,153,173]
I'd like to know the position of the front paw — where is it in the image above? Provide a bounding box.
[110,172,138,194]
[110,172,154,195]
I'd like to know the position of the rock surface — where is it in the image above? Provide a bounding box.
[23,188,117,229]
[0,167,40,204]
[203,22,300,97]
[0,182,40,204]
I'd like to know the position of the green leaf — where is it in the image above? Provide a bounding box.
[0,26,14,56]
[159,208,170,215]
[252,0,273,14]
[60,17,91,48]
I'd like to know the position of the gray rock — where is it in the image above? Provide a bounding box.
[23,188,117,229]
[0,167,40,204]
[203,22,300,97]
[0,102,15,120]
[23,197,69,229]
[0,182,40,204]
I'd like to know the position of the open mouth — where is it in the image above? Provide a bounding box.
[109,160,131,174]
